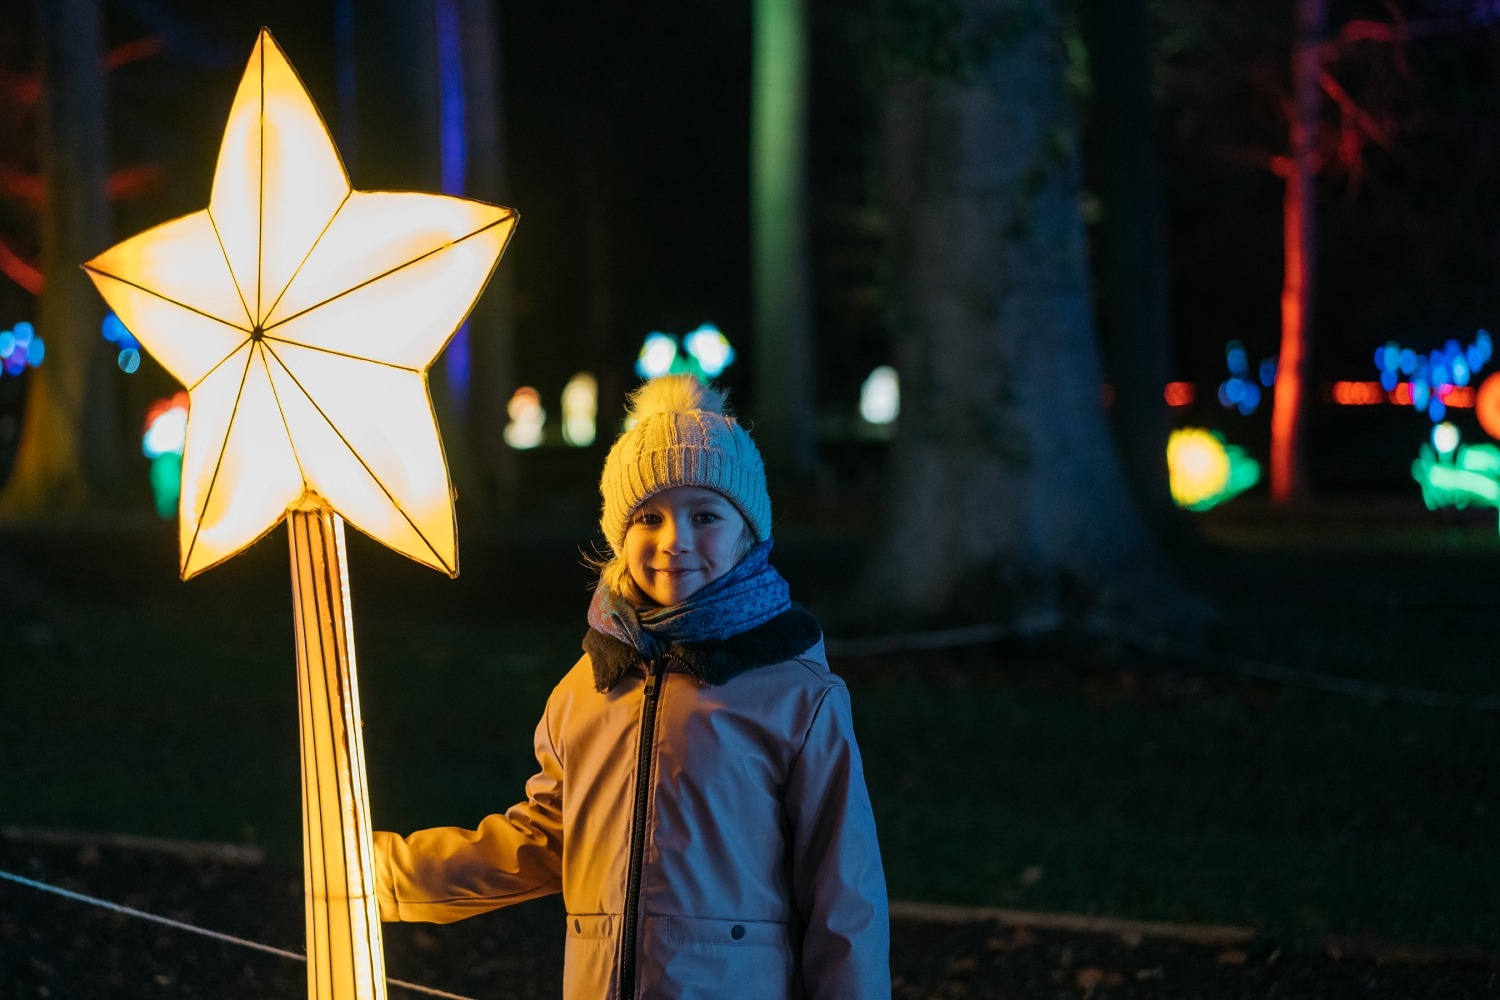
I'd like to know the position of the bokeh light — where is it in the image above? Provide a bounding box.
[682,324,735,377]
[0,321,44,377]
[102,312,143,374]
[860,366,900,425]
[636,333,680,380]
[1167,427,1260,511]
[1432,421,1460,456]
[561,372,598,447]
[142,392,190,519]
[504,386,545,449]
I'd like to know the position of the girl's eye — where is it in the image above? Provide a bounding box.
[694,512,720,524]
[637,512,662,525]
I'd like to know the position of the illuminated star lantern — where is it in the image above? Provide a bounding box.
[84,30,515,580]
[83,29,516,1000]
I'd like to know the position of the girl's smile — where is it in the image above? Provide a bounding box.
[624,485,749,606]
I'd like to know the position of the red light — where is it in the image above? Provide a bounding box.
[1164,382,1195,407]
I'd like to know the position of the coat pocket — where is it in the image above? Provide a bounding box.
[564,913,617,999]
[647,914,798,999]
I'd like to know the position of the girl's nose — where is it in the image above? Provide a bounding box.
[661,514,692,552]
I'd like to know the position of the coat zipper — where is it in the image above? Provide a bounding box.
[619,656,667,1000]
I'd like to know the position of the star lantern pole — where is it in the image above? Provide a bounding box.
[82,29,517,1000]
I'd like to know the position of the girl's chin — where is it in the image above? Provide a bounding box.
[645,576,706,606]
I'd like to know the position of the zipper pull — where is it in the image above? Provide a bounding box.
[643,658,664,697]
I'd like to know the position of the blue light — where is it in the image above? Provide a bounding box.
[1380,369,1398,391]
[1240,383,1261,414]
[13,322,33,347]
[637,333,680,379]
[683,324,735,377]
[1224,379,1244,405]
[118,348,140,373]
[0,332,12,358]
[1217,383,1232,408]
[1399,349,1417,375]
[1414,382,1431,411]
[1259,358,1277,387]
[102,312,140,350]
[435,0,470,412]
[1226,341,1248,376]
[30,337,43,366]
[1429,398,1446,422]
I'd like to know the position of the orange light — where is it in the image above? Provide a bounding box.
[1478,373,1500,439]
[1445,386,1475,408]
[1390,382,1413,406]
[1164,382,1195,407]
[1331,380,1385,405]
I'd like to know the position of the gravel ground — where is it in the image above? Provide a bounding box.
[2,835,1497,999]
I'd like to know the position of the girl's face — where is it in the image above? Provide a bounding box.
[624,485,750,606]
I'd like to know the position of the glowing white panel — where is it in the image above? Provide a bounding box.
[266,208,512,370]
[256,40,351,325]
[85,270,248,388]
[85,210,251,330]
[208,36,267,318]
[179,345,304,577]
[266,340,454,574]
[264,346,451,574]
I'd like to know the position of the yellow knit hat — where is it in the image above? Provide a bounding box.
[599,374,772,554]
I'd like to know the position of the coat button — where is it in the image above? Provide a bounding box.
[574,919,581,933]
[731,924,745,940]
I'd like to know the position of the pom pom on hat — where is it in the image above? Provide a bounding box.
[599,374,771,554]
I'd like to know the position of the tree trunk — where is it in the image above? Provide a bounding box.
[458,0,520,512]
[2,0,120,515]
[856,0,1154,627]
[1269,0,1324,504]
[1078,0,1184,543]
[750,0,817,479]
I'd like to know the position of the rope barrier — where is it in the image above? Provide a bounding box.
[0,868,475,1000]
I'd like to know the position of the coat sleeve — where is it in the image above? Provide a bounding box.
[785,681,891,999]
[374,697,565,924]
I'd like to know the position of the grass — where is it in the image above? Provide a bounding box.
[3,515,1498,952]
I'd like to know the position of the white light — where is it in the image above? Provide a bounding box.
[1433,421,1460,456]
[859,366,900,425]
[504,386,545,449]
[561,372,598,447]
[143,405,189,458]
[683,324,735,377]
[636,333,679,379]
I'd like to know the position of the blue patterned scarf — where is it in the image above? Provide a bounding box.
[587,540,792,659]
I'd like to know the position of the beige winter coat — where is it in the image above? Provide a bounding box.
[375,607,890,1000]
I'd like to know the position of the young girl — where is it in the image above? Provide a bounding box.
[375,374,889,999]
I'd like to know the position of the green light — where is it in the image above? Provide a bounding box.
[1413,443,1500,521]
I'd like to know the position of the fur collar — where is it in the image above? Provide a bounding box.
[583,604,823,692]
